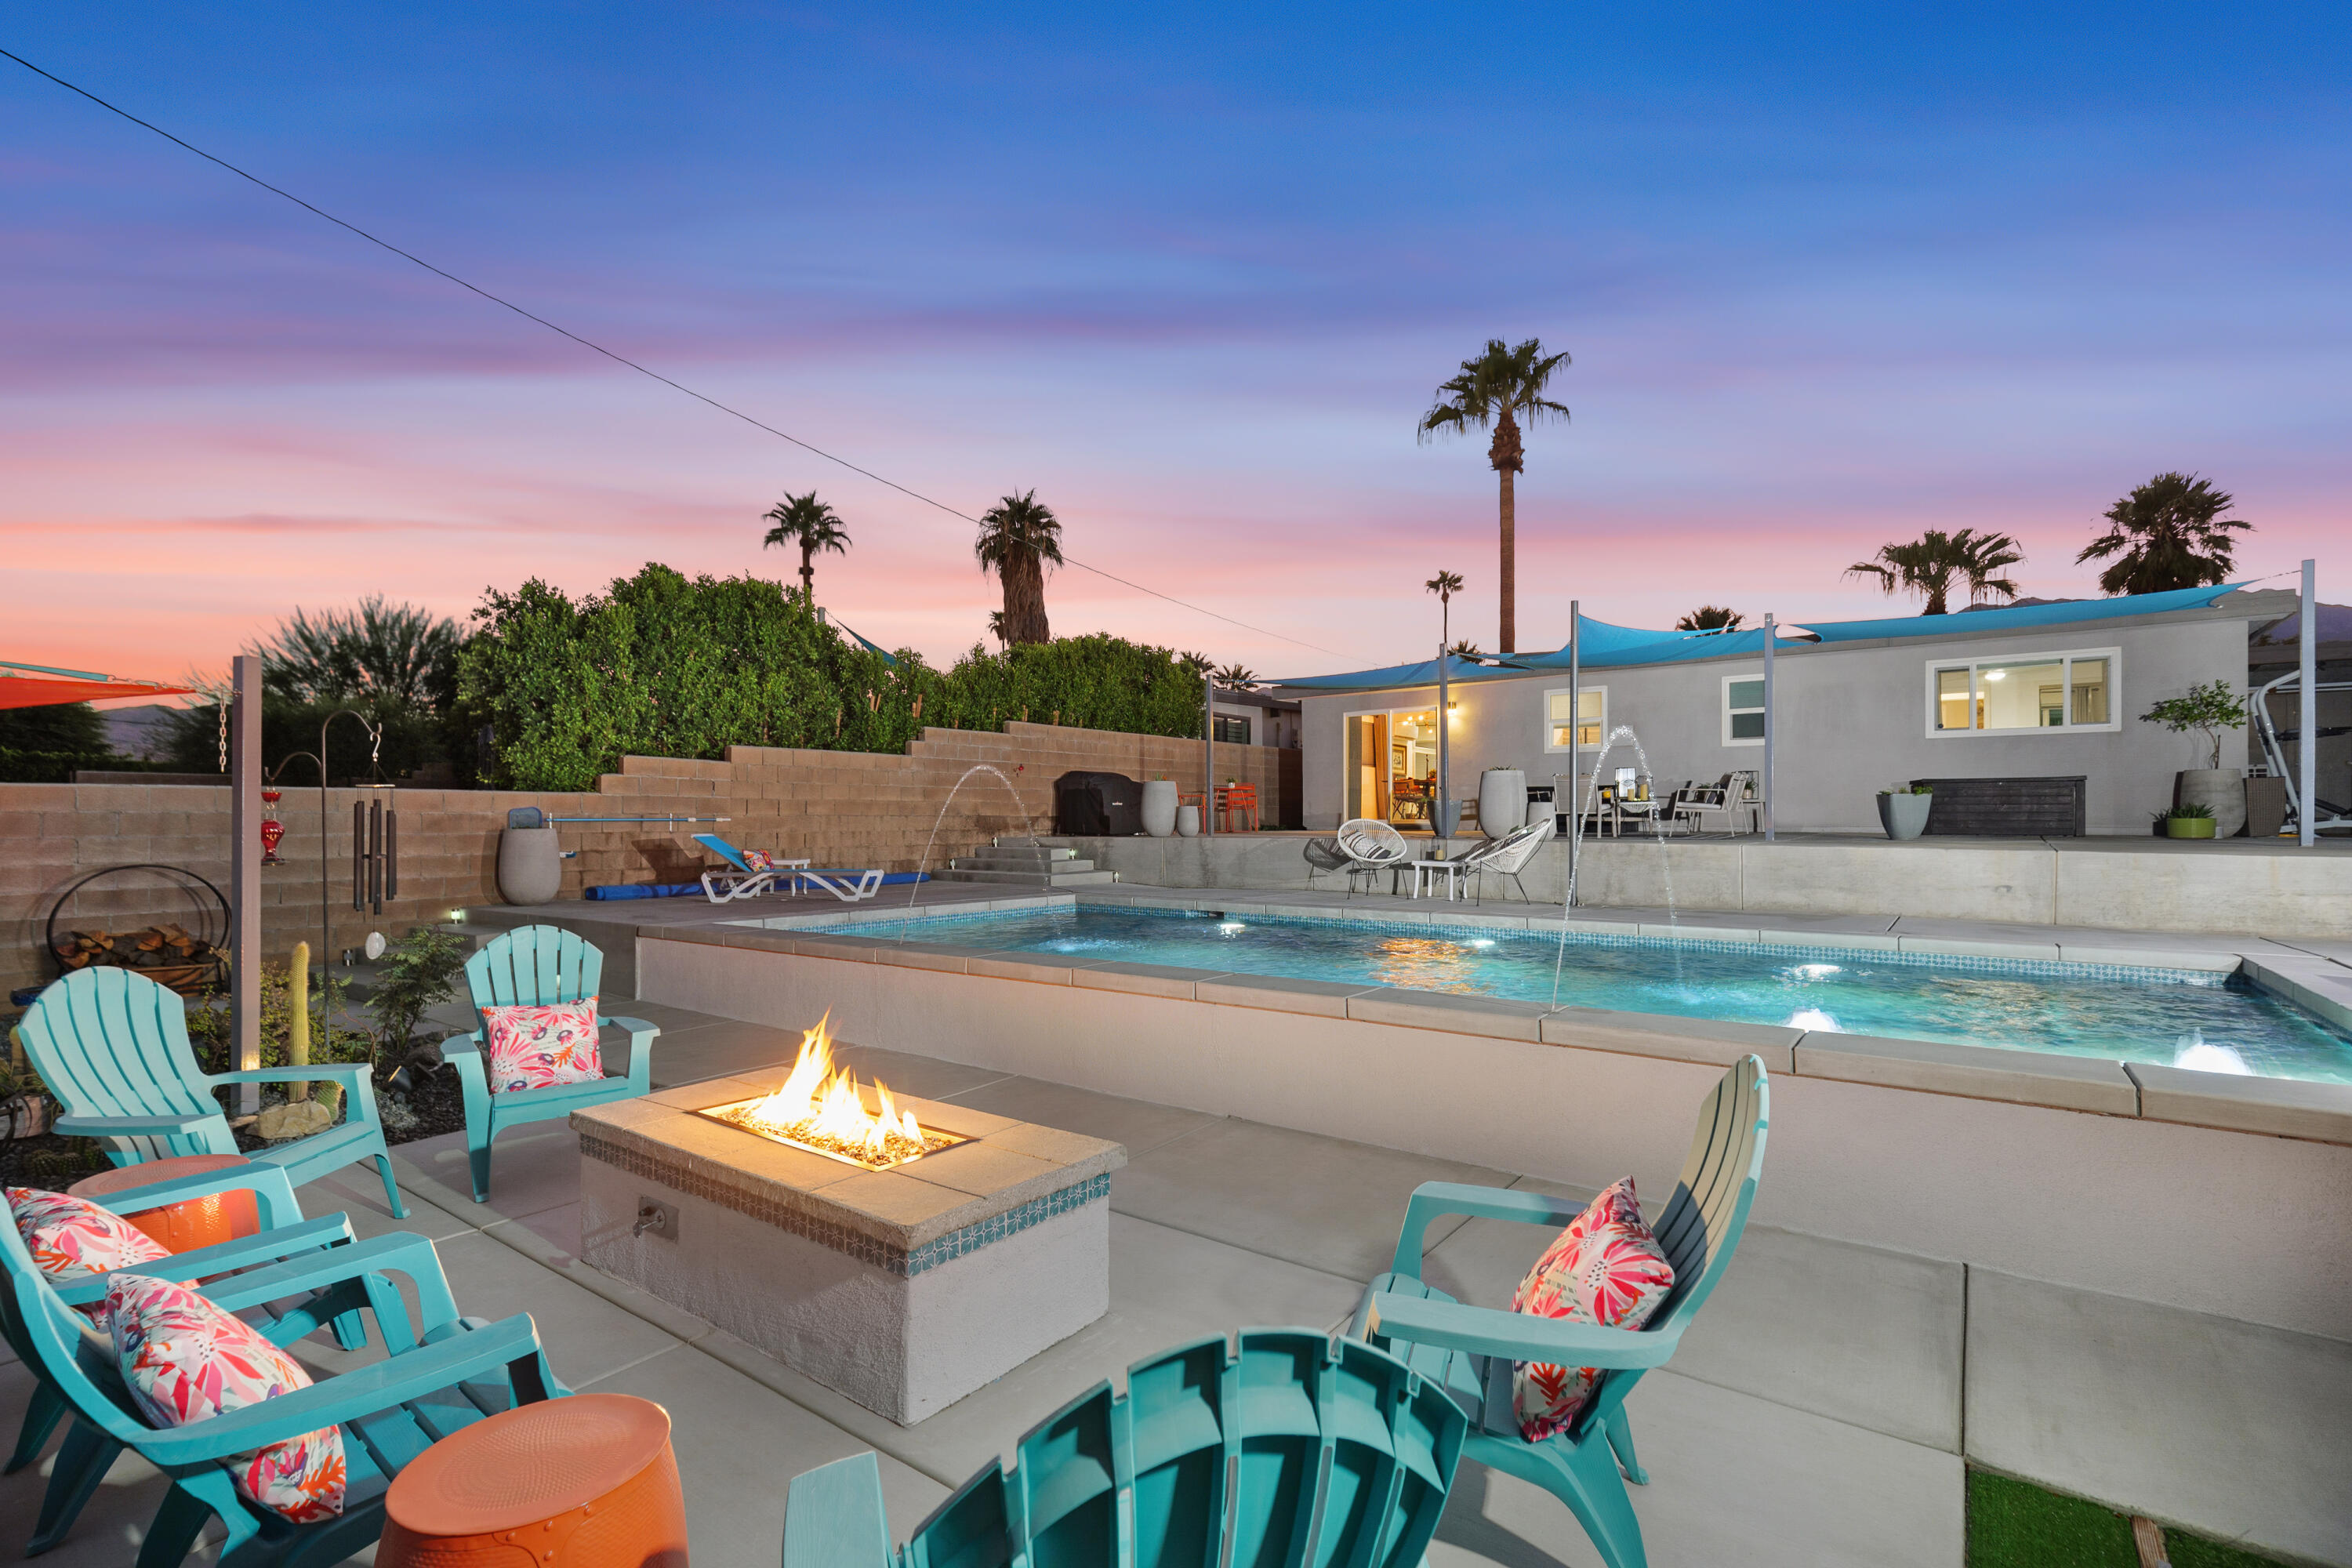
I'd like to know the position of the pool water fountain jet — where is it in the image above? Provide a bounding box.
[905,763,1049,928]
[1555,724,1686,1004]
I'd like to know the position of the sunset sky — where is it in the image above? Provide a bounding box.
[5,3,2345,684]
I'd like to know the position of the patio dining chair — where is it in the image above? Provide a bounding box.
[2,1181,564,1568]
[17,967,408,1220]
[1464,813,1555,903]
[450,925,660,1203]
[782,1328,1468,1568]
[1671,770,1760,835]
[1349,1056,1770,1568]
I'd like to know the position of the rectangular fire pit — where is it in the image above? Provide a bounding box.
[572,1030,1123,1425]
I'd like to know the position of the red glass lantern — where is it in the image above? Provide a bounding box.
[259,788,285,866]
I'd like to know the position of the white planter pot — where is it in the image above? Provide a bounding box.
[1175,804,1201,837]
[496,826,564,905]
[1878,793,1933,840]
[1478,769,1528,836]
[2175,770,2245,838]
[1141,780,1179,837]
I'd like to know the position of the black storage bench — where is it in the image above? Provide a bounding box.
[1911,775,2086,837]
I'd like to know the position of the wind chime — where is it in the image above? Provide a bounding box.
[260,709,401,964]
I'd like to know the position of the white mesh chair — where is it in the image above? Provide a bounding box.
[1465,815,1555,903]
[1334,818,1412,896]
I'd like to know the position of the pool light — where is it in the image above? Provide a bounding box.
[1787,1008,1842,1032]
[1218,922,1247,935]
[1788,963,1842,981]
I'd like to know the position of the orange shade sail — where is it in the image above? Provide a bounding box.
[0,660,194,710]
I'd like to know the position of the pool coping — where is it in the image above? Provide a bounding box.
[655,889,2352,1146]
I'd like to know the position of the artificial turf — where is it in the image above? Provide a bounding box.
[1965,1471,2287,1568]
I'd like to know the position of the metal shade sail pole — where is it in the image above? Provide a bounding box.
[229,655,263,1113]
[1436,643,1450,838]
[1762,614,1777,842]
[2301,558,2318,849]
[1203,673,1214,838]
[1567,601,1580,905]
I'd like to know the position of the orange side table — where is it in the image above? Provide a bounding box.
[71,1152,259,1254]
[379,1393,688,1567]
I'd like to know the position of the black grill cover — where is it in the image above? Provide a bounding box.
[1055,771,1142,836]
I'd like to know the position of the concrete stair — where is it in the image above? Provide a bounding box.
[935,844,1118,889]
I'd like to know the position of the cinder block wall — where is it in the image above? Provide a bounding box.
[2,723,1295,997]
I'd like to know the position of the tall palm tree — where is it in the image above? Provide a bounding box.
[1176,650,1214,679]
[760,491,851,606]
[2078,472,2251,595]
[1846,528,2024,616]
[974,490,1064,645]
[249,596,459,710]
[1417,338,1571,655]
[1676,606,1744,631]
[1447,638,1486,660]
[1425,570,1465,651]
[1211,662,1258,689]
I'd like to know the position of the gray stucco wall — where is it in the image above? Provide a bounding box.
[1298,612,2257,834]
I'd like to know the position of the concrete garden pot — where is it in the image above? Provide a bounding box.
[2167,816,2218,840]
[1477,769,1528,835]
[1141,780,1179,838]
[2174,769,2245,838]
[1432,799,1464,837]
[1878,792,1933,840]
[496,825,564,905]
[1175,804,1200,837]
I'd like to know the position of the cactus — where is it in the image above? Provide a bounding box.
[288,941,311,1101]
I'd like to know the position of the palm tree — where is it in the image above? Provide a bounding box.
[1676,606,1744,632]
[1425,570,1465,651]
[1211,663,1258,689]
[985,610,1007,648]
[2078,472,2251,595]
[1417,339,1571,655]
[1176,650,1214,679]
[760,491,851,606]
[1846,528,2024,616]
[1447,638,1486,661]
[973,490,1064,645]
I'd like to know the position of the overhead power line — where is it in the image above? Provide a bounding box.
[2,45,1344,659]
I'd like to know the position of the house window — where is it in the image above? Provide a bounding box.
[1212,713,1251,745]
[1926,648,2119,736]
[1722,674,1766,747]
[1543,688,1606,752]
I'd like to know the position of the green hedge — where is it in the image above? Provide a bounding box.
[456,565,1208,792]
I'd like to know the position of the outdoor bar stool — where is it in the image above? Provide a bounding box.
[68,1152,259,1255]
[378,1392,688,1567]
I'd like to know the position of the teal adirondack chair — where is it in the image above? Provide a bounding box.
[782,1327,1468,1568]
[449,925,659,1202]
[17,967,408,1219]
[2,1170,566,1566]
[1349,1056,1769,1568]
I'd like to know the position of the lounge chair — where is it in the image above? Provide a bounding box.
[17,967,408,1220]
[693,833,808,903]
[1348,1057,1769,1568]
[793,866,885,903]
[1671,770,1760,835]
[1333,817,1412,895]
[1463,813,1555,903]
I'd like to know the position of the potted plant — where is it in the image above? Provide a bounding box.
[2139,681,2248,837]
[2165,802,2218,840]
[1877,783,1933,840]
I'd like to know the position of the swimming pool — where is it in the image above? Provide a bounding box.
[813,906,2352,1084]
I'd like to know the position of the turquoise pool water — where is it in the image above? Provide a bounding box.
[819,906,2352,1084]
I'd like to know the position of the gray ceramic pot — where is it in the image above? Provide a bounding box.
[496,825,564,905]
[1878,791,1933,840]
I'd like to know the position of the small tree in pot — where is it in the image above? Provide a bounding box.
[2139,681,2249,837]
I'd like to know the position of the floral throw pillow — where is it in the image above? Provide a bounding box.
[481,999,604,1094]
[741,848,774,873]
[8,1187,173,1331]
[107,1272,346,1523]
[1508,1178,1676,1443]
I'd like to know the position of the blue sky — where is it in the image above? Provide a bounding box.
[4,3,2344,675]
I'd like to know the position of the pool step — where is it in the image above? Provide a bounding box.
[938,848,1116,887]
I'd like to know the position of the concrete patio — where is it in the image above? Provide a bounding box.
[9,967,2347,1566]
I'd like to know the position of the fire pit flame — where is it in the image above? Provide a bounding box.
[699,1013,966,1171]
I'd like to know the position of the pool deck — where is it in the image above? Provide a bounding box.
[10,986,2347,1566]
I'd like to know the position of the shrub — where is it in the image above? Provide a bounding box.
[2137,681,2246,771]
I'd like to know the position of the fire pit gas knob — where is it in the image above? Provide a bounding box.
[633,1200,677,1240]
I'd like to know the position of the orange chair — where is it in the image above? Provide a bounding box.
[378,1393,688,1567]
[70,1152,259,1254]
[1215,783,1260,833]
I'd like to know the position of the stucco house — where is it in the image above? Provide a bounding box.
[1275,583,2298,836]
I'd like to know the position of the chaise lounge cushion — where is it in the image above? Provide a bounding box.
[8,1186,173,1331]
[481,999,604,1093]
[1508,1178,1675,1442]
[742,848,775,873]
[107,1272,347,1522]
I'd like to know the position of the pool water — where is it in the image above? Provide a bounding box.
[816,906,2352,1084]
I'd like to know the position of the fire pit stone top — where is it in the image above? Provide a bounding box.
[572,1074,1126,1255]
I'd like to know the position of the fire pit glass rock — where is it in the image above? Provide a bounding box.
[574,1016,1124,1425]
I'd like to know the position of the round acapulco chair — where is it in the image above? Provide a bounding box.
[1466,814,1555,904]
[1335,818,1412,897]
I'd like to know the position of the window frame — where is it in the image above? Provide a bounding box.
[1721,671,1766,749]
[1211,712,1252,746]
[1923,645,2122,739]
[1541,685,1609,754]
